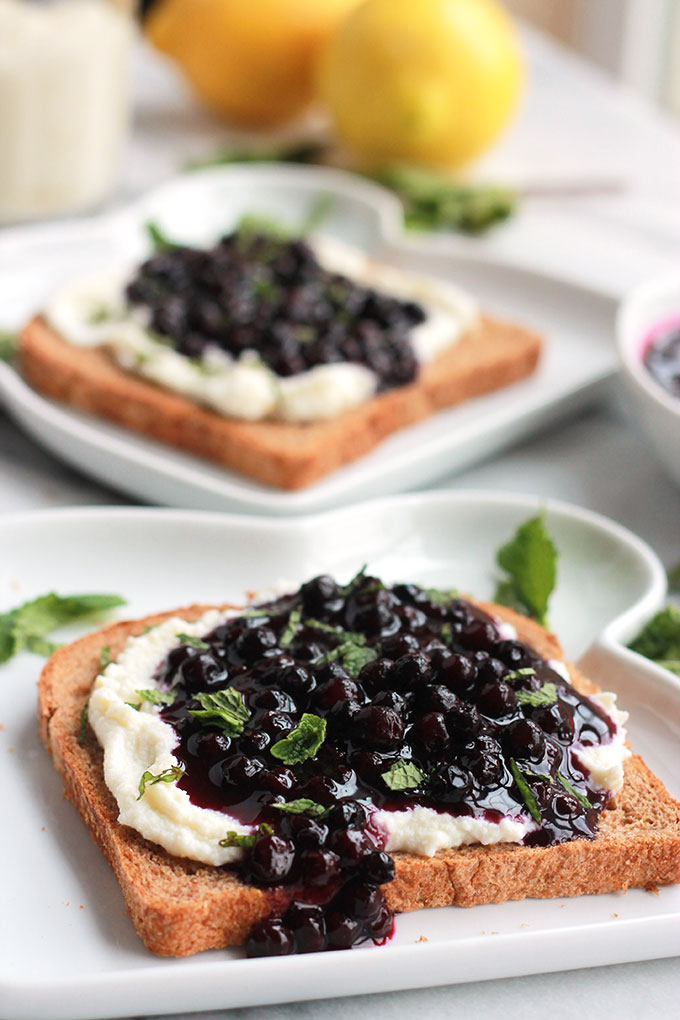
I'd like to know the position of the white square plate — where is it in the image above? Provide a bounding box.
[1,492,678,1020]
[0,165,617,515]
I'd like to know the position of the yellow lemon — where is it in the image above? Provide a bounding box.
[318,0,524,167]
[146,0,363,128]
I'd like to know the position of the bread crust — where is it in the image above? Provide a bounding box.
[19,315,541,490]
[37,603,680,957]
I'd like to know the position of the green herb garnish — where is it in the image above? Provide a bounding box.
[509,759,541,824]
[440,622,453,644]
[667,564,680,593]
[219,822,273,849]
[381,759,425,792]
[145,220,182,253]
[279,608,302,649]
[78,699,89,747]
[86,304,113,325]
[176,633,210,651]
[188,689,250,735]
[137,765,185,799]
[424,587,459,606]
[270,713,326,765]
[99,645,112,669]
[0,592,126,665]
[270,799,328,817]
[628,606,680,676]
[186,141,326,172]
[135,688,177,707]
[319,638,377,678]
[0,330,17,363]
[494,512,557,627]
[515,682,558,707]
[557,771,593,811]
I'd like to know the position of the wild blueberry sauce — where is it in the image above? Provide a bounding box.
[155,572,616,957]
[125,231,425,390]
[643,317,680,399]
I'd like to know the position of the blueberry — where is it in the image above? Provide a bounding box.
[285,903,326,954]
[246,919,294,957]
[355,705,405,749]
[410,712,450,756]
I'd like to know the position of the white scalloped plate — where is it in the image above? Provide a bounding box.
[0,492,678,1020]
[0,164,617,515]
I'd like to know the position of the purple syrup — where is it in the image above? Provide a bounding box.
[642,316,680,399]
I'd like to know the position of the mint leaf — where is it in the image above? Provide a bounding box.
[494,512,557,627]
[557,771,593,811]
[25,635,60,657]
[270,713,326,765]
[270,799,328,817]
[629,606,680,669]
[424,587,459,606]
[219,822,272,849]
[99,645,112,669]
[280,608,302,649]
[0,592,126,665]
[340,642,378,677]
[135,688,177,707]
[176,633,210,650]
[440,622,453,644]
[188,688,249,735]
[0,330,17,363]
[515,682,558,707]
[509,759,541,823]
[78,699,89,747]
[137,765,184,799]
[145,220,181,252]
[382,759,425,791]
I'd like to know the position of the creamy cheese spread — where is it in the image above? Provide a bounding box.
[44,237,479,423]
[88,605,631,867]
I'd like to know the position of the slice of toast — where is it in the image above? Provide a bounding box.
[19,315,540,490]
[37,602,680,957]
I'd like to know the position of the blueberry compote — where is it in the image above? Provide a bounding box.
[643,317,680,399]
[126,229,426,390]
[154,571,617,957]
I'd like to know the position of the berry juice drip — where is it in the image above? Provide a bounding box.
[157,573,615,956]
[126,231,425,390]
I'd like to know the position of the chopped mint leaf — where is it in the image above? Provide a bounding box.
[305,618,343,636]
[319,638,377,678]
[78,699,89,747]
[339,565,368,596]
[271,713,326,765]
[125,702,142,712]
[557,771,593,811]
[494,512,558,627]
[424,587,459,606]
[99,645,112,669]
[440,622,453,644]
[629,606,680,674]
[86,304,113,325]
[145,220,181,253]
[135,688,177,707]
[280,608,302,649]
[509,759,541,823]
[176,633,210,651]
[236,213,291,241]
[186,141,326,172]
[0,592,126,665]
[515,682,558,707]
[270,799,328,817]
[137,765,184,799]
[0,330,17,363]
[189,688,249,736]
[382,759,425,792]
[667,564,680,593]
[218,822,273,849]
[238,607,271,620]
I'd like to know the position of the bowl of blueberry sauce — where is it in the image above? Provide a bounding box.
[618,269,680,488]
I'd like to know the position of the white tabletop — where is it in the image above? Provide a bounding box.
[1,26,679,1020]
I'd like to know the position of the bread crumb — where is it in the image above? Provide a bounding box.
[520,923,529,928]
[415,936,428,943]
[645,884,660,896]
[0,723,5,731]
[79,905,84,910]
[490,931,499,935]
[41,826,46,832]
[8,747,14,753]
[612,913,619,918]
[559,903,566,908]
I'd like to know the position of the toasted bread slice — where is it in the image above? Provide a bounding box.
[37,602,680,957]
[20,315,540,490]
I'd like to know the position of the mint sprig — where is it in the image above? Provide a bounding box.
[557,771,593,811]
[270,799,328,818]
[0,592,126,665]
[509,759,541,824]
[628,606,680,676]
[270,713,326,765]
[382,759,425,792]
[515,682,558,707]
[494,512,557,627]
[135,688,177,707]
[219,822,273,849]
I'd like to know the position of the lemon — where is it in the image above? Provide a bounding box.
[146,0,363,128]
[318,0,524,168]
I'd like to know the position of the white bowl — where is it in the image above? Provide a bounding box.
[617,268,680,486]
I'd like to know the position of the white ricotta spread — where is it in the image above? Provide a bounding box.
[44,236,479,423]
[88,606,631,868]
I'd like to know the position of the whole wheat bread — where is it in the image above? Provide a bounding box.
[37,602,680,957]
[20,314,540,490]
